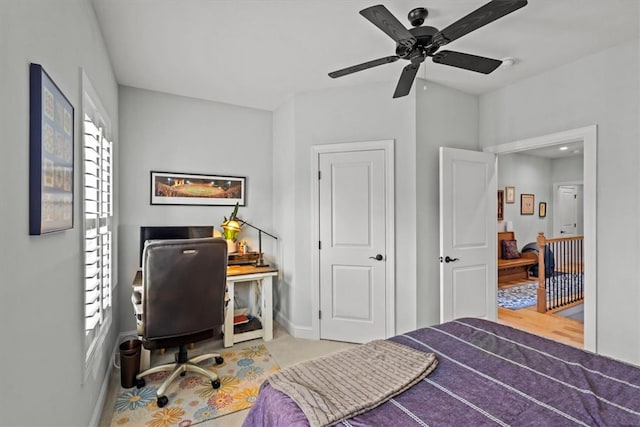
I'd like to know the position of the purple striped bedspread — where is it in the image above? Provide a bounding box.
[243,318,640,426]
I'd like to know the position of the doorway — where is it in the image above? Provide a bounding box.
[485,125,596,351]
[554,184,583,237]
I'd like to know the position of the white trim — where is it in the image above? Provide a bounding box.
[89,330,137,427]
[311,140,396,340]
[484,125,597,352]
[274,311,316,340]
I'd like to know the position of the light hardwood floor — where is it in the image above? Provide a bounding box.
[497,279,584,348]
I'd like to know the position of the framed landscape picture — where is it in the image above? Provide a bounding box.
[29,63,74,235]
[150,171,246,206]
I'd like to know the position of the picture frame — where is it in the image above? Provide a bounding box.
[505,186,515,204]
[150,171,246,206]
[539,202,547,218]
[520,193,535,215]
[497,190,504,221]
[29,63,74,235]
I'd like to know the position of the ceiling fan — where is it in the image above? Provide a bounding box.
[328,0,527,98]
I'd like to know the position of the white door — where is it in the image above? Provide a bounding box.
[557,185,578,236]
[319,148,388,342]
[440,147,497,323]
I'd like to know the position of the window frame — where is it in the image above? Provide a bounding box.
[82,71,114,369]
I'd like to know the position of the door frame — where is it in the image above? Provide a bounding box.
[484,125,597,352]
[311,140,395,340]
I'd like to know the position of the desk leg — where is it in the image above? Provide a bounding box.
[224,280,234,348]
[262,276,273,341]
[140,347,151,371]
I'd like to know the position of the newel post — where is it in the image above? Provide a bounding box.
[536,232,547,313]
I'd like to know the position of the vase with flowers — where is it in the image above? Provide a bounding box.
[221,202,242,253]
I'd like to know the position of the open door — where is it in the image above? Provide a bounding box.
[439,147,497,323]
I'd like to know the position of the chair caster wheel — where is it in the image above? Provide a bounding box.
[157,396,169,408]
[136,378,146,388]
[212,379,221,389]
[215,356,224,365]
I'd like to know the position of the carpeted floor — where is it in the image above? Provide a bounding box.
[109,344,279,426]
[100,324,358,427]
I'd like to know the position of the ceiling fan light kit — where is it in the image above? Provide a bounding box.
[328,0,528,98]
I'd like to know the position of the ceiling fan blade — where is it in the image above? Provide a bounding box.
[432,50,502,74]
[393,63,421,98]
[360,5,416,50]
[432,0,527,47]
[329,56,399,78]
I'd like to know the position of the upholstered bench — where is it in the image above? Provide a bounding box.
[498,231,537,286]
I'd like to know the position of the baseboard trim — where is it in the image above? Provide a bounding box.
[89,330,137,427]
[275,311,316,340]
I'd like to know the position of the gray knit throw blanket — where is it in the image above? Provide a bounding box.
[266,340,438,427]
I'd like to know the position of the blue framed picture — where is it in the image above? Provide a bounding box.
[29,63,74,235]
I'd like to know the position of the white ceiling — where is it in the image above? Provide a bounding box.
[516,141,583,160]
[91,0,638,112]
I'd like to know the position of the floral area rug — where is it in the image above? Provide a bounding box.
[109,344,279,427]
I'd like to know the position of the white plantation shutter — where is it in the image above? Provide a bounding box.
[82,71,114,364]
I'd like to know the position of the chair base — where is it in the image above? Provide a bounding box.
[136,345,224,407]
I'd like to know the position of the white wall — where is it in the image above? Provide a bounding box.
[415,80,479,327]
[273,80,418,336]
[480,39,640,363]
[0,0,119,424]
[272,97,296,323]
[551,156,583,184]
[498,153,552,245]
[117,87,273,331]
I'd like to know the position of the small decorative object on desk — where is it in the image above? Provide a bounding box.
[221,202,242,253]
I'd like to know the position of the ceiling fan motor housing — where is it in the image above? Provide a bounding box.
[396,26,439,59]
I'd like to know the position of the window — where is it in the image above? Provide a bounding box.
[82,72,113,364]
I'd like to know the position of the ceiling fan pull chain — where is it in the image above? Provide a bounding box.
[423,58,428,90]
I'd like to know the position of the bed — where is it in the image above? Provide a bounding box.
[243,318,640,426]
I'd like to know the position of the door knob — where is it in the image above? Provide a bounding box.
[369,254,384,261]
[444,256,459,263]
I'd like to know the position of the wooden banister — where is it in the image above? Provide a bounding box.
[535,232,584,313]
[536,232,547,313]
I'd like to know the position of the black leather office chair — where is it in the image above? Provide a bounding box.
[134,237,228,408]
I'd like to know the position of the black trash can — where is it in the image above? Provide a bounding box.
[119,339,142,388]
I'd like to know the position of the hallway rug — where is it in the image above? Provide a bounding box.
[497,274,583,310]
[109,344,279,427]
[497,282,539,309]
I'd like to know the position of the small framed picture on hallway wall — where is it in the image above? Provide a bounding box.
[520,193,535,215]
[505,186,515,203]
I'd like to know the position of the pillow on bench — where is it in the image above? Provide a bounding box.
[501,240,520,259]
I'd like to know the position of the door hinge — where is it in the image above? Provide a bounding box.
[319,241,321,250]
[574,194,577,199]
[319,310,322,319]
[318,171,321,180]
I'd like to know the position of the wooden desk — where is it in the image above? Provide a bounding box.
[131,265,278,349]
[224,265,278,347]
